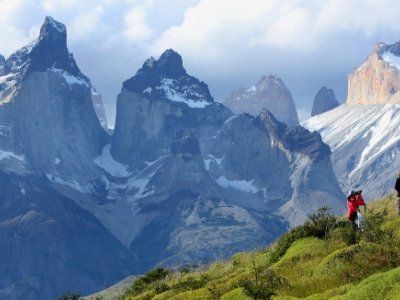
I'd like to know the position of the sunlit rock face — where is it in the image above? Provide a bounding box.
[347,41,400,105]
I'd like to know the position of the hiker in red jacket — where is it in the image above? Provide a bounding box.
[347,190,366,227]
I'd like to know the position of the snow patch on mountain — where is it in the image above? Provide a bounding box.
[0,150,25,161]
[302,104,400,199]
[47,174,93,193]
[354,108,400,175]
[382,51,400,70]
[95,144,131,177]
[215,176,259,193]
[52,68,89,88]
[204,154,224,170]
[159,78,211,108]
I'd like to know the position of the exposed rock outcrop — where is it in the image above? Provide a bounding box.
[347,41,400,105]
[224,75,299,126]
[311,87,339,116]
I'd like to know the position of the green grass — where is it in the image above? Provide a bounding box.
[120,193,400,300]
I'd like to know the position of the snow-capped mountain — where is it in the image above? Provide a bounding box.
[303,104,400,200]
[303,39,400,200]
[0,17,133,300]
[224,75,299,126]
[311,87,339,117]
[0,16,108,184]
[0,17,345,300]
[348,41,400,105]
[101,50,345,270]
[123,49,214,108]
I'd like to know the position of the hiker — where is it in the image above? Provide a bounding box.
[347,190,366,228]
[395,171,400,216]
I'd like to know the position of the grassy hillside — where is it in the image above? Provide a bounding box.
[94,193,400,300]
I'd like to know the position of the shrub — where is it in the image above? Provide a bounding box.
[360,209,386,243]
[58,292,81,300]
[238,259,286,300]
[338,225,361,245]
[128,267,170,295]
[271,207,337,262]
[172,274,210,291]
[304,206,337,240]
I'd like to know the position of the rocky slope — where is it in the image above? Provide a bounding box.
[103,50,345,270]
[224,75,299,126]
[347,41,400,105]
[303,104,400,200]
[311,87,339,116]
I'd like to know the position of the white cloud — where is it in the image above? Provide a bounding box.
[123,6,153,41]
[70,6,106,40]
[0,0,42,56]
[152,0,400,56]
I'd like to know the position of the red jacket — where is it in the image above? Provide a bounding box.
[347,193,365,220]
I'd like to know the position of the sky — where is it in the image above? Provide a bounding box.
[1,0,400,126]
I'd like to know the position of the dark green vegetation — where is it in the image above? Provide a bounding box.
[118,193,400,299]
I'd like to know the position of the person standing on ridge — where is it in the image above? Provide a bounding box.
[347,190,366,228]
[395,171,400,216]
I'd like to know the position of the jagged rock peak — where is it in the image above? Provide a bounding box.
[40,16,67,40]
[372,41,400,57]
[4,16,87,82]
[258,74,283,84]
[157,49,186,77]
[224,74,299,126]
[256,108,330,161]
[347,39,400,105]
[122,49,214,107]
[311,87,339,117]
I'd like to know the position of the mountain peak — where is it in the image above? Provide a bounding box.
[157,49,186,78]
[311,87,339,117]
[347,39,400,105]
[224,74,299,126]
[122,49,214,107]
[41,16,67,37]
[3,16,86,82]
[259,74,282,83]
[143,57,156,68]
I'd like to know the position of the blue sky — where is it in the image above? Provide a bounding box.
[1,0,400,125]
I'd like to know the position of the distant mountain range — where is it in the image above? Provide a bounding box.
[3,16,398,300]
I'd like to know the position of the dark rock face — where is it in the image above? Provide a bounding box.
[4,17,87,83]
[224,75,299,126]
[311,87,339,117]
[123,49,213,105]
[257,109,331,161]
[0,171,137,300]
[0,17,130,300]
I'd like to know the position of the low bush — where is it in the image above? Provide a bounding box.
[238,259,286,300]
[127,267,170,296]
[271,207,337,262]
